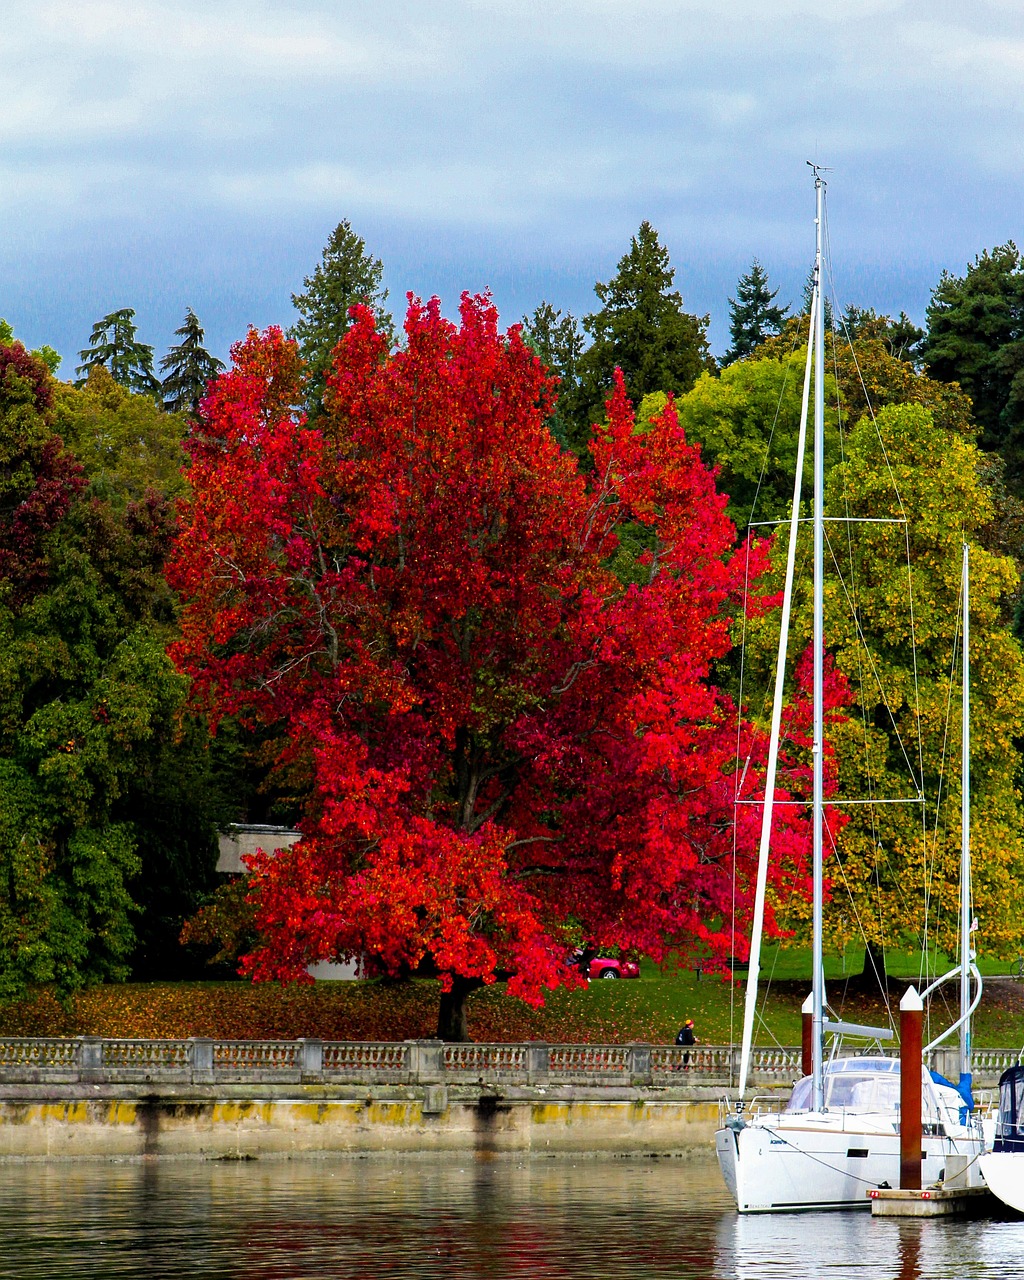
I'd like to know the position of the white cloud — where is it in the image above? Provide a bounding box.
[2,0,1024,353]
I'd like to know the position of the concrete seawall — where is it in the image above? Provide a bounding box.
[0,1084,724,1160]
[3,1034,1013,1161]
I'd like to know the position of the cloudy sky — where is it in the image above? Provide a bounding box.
[3,0,1022,369]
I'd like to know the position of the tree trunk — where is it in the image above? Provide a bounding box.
[436,975,485,1042]
[851,940,888,996]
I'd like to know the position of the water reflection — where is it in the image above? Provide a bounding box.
[0,1157,1022,1279]
[895,1222,923,1280]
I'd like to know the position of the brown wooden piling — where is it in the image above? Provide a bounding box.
[900,986,923,1191]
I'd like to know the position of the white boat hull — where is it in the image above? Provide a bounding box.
[716,1117,986,1213]
[978,1152,1024,1214]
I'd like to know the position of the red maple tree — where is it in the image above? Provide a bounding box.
[169,294,830,1039]
[0,344,86,604]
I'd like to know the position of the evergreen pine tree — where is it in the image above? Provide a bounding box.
[76,308,160,396]
[723,259,789,364]
[922,244,1024,475]
[521,301,584,449]
[564,221,715,457]
[289,220,393,415]
[159,309,225,415]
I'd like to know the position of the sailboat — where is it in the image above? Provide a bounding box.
[714,169,988,1213]
[979,1065,1024,1213]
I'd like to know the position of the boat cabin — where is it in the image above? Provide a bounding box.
[994,1065,1024,1152]
[784,1056,970,1135]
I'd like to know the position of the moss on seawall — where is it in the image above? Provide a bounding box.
[0,1087,723,1159]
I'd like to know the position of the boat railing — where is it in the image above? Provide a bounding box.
[745,1094,788,1118]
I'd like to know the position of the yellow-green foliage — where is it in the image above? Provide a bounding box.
[54,365,188,504]
[771,402,1024,960]
[673,355,840,531]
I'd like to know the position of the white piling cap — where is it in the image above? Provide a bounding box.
[900,985,923,1012]
[802,992,814,1014]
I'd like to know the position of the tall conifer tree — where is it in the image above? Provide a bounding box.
[724,260,789,364]
[521,301,583,449]
[289,220,393,415]
[159,309,225,415]
[564,222,715,457]
[76,308,159,397]
[922,244,1024,479]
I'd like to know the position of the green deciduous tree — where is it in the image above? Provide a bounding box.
[922,243,1024,480]
[0,341,220,994]
[0,319,61,374]
[76,308,160,397]
[289,219,393,415]
[55,364,190,507]
[673,355,839,532]
[841,306,924,365]
[159,308,225,415]
[765,403,1024,980]
[724,260,789,365]
[563,221,715,457]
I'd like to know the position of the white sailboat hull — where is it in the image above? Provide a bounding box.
[716,1115,987,1213]
[978,1152,1024,1215]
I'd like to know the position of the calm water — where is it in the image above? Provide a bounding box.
[2,1155,1024,1279]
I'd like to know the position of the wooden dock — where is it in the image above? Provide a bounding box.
[869,1186,995,1217]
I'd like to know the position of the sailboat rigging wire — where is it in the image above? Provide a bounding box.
[734,796,921,807]
[821,199,911,524]
[752,1006,786,1051]
[751,944,786,1050]
[829,288,887,986]
[822,188,932,1001]
[823,527,926,788]
[821,194,926,803]
[823,257,898,987]
[921,573,965,992]
[823,819,897,1034]
[741,310,803,528]
[748,516,907,529]
[821,475,925,975]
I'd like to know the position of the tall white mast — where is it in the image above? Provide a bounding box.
[810,168,826,1111]
[735,289,815,1100]
[960,543,972,1085]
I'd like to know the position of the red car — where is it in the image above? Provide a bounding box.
[588,957,640,980]
[565,954,639,980]
[566,948,641,980]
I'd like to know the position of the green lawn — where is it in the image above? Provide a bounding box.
[1,944,1022,1047]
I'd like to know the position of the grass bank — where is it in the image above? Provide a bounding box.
[2,945,1023,1047]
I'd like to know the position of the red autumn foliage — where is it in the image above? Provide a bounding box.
[169,294,838,1018]
[0,343,85,605]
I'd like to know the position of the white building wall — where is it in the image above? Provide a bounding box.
[215,825,361,980]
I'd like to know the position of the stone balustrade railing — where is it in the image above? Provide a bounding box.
[0,1037,1015,1089]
